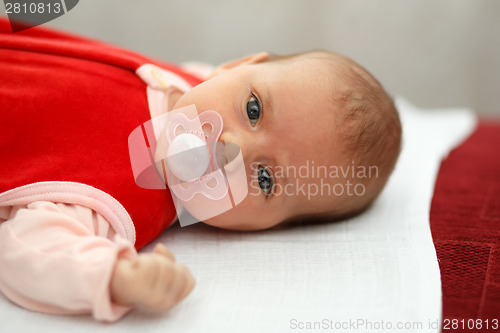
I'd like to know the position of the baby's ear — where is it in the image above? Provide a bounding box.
[208,52,269,79]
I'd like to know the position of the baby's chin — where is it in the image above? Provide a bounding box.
[170,84,200,113]
[168,90,186,112]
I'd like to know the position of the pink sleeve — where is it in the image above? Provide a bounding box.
[0,201,138,322]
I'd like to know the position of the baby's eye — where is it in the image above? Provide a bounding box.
[257,165,274,197]
[246,94,262,126]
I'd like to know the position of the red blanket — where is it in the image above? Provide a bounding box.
[430,122,500,331]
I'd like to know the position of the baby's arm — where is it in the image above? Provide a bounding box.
[0,201,194,321]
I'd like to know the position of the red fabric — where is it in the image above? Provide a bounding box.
[0,19,202,87]
[430,122,500,332]
[0,19,203,249]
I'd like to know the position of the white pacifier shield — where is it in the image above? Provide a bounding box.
[166,133,210,182]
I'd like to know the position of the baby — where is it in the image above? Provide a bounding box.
[116,50,401,316]
[171,50,401,229]
[0,22,401,321]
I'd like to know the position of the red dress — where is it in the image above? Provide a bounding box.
[0,19,202,249]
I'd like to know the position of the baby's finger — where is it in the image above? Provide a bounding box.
[176,266,195,302]
[154,243,176,262]
[171,265,195,305]
[155,264,194,311]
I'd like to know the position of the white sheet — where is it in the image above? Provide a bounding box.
[0,98,476,333]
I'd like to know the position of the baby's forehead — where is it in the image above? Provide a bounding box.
[270,55,351,99]
[295,52,351,73]
[265,62,340,132]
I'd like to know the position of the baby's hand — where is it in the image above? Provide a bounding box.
[110,243,195,311]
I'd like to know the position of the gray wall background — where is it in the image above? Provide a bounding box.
[2,0,499,116]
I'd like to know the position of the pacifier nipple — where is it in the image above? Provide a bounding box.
[167,133,210,182]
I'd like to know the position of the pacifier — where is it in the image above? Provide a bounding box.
[162,110,228,201]
[128,104,248,226]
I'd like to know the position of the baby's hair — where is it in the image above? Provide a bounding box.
[333,52,402,212]
[268,50,402,224]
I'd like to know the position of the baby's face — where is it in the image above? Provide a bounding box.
[172,54,346,230]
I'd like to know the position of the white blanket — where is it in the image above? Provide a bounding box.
[0,98,476,333]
